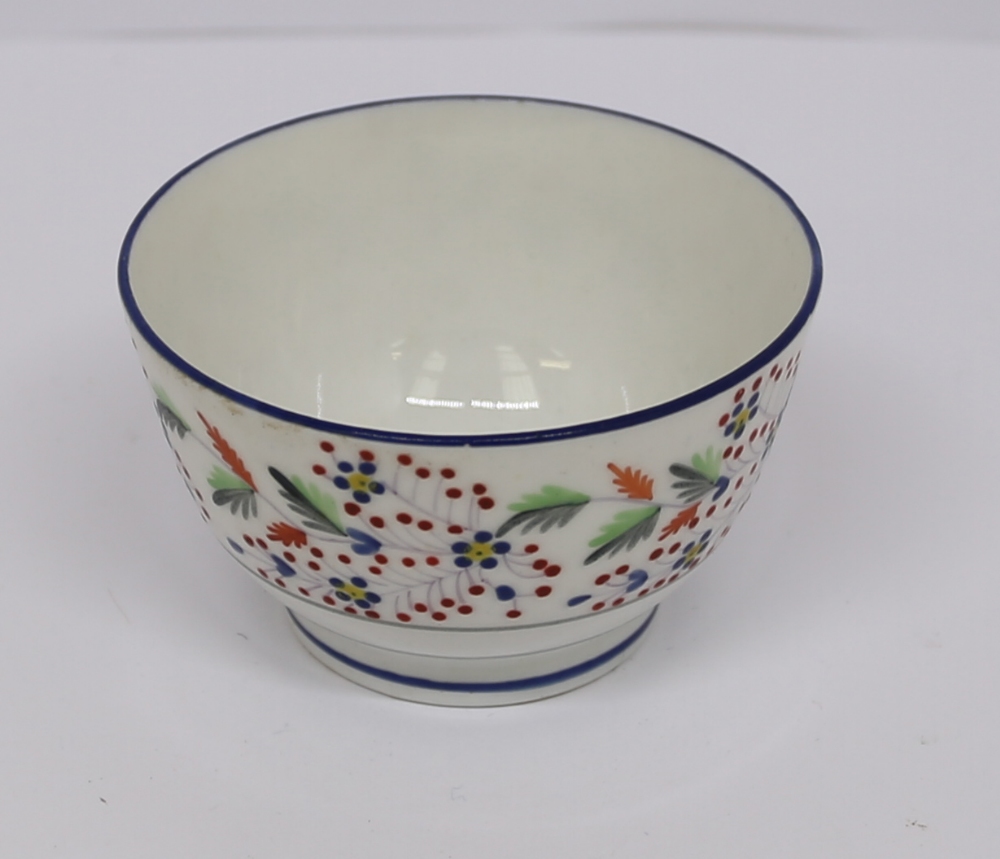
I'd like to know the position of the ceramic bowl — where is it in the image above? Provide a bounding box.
[119,96,821,705]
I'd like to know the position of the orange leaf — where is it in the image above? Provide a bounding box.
[198,412,257,491]
[267,522,308,548]
[659,504,700,540]
[607,463,654,501]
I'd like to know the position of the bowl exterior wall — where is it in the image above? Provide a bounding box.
[130,324,807,642]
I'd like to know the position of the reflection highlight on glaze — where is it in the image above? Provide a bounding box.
[405,396,465,409]
[470,399,540,410]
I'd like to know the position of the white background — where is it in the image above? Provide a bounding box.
[2,4,999,858]
[4,0,1000,40]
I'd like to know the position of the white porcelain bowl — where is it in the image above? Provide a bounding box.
[119,96,822,705]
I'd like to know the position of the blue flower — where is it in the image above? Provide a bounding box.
[333,460,385,504]
[672,531,713,572]
[725,392,759,440]
[328,575,382,609]
[451,530,511,569]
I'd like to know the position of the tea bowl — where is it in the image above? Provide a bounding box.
[119,96,821,705]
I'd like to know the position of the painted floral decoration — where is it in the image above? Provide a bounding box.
[452,532,512,569]
[150,351,803,627]
[328,575,382,610]
[723,389,760,440]
[672,530,713,572]
[333,454,384,504]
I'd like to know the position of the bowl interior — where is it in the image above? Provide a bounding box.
[124,98,817,436]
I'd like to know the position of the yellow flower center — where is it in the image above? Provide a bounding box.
[685,543,705,565]
[733,409,750,432]
[339,581,367,601]
[348,472,372,493]
[466,542,494,561]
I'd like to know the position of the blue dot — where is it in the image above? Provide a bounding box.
[359,461,377,476]
[227,539,245,554]
[495,585,516,601]
[626,570,648,593]
[567,594,591,606]
[350,576,368,589]
[347,529,382,555]
[272,555,297,577]
[474,530,492,543]
[338,461,354,473]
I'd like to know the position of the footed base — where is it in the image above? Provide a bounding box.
[288,607,657,706]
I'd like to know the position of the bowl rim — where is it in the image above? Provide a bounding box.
[119,94,823,448]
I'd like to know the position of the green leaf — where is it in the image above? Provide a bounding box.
[153,385,190,438]
[269,467,346,536]
[207,466,257,518]
[208,466,252,492]
[584,506,660,565]
[496,503,588,539]
[691,447,722,483]
[588,506,659,548]
[669,464,716,504]
[497,485,591,538]
[292,477,343,531]
[212,487,257,519]
[508,485,591,513]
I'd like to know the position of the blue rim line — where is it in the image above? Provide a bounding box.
[119,95,823,448]
[289,607,657,694]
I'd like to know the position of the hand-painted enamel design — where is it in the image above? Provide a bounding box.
[150,351,802,629]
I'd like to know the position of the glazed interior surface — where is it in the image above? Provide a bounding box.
[126,98,816,434]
